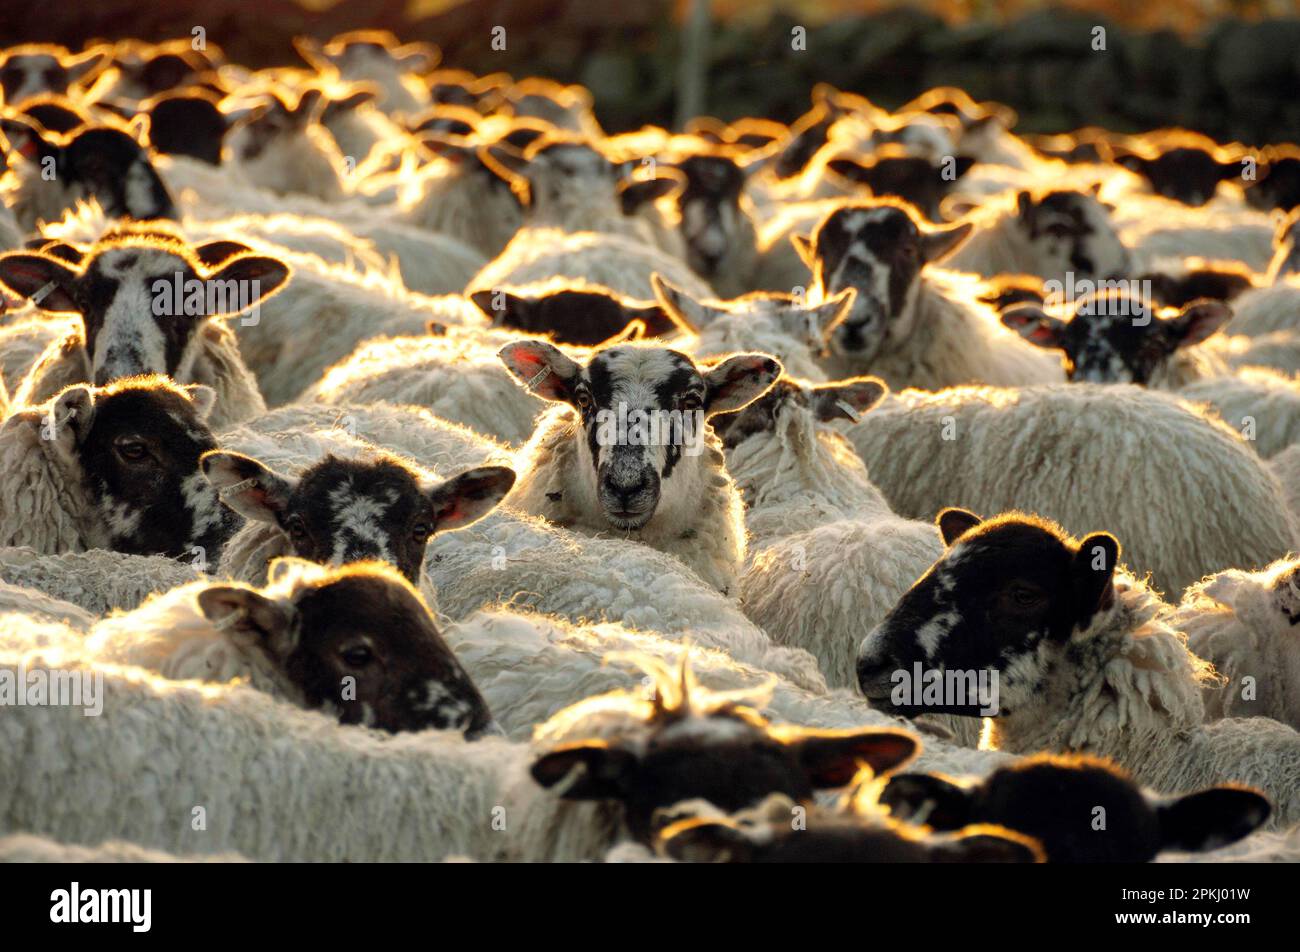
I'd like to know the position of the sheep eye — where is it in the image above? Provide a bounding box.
[340,644,373,667]
[575,391,593,411]
[115,438,149,462]
[1044,224,1074,240]
[412,522,432,544]
[1009,586,1041,607]
[680,394,703,412]
[286,516,309,542]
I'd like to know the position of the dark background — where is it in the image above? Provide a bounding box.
[3,0,1298,144]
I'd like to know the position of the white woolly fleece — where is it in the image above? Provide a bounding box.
[0,547,202,617]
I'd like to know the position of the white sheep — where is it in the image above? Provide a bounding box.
[0,547,202,616]
[845,383,1297,598]
[223,87,350,202]
[1179,367,1300,457]
[1175,557,1300,729]
[499,340,782,594]
[712,377,943,688]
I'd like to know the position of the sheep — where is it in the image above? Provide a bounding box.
[1178,368,1300,458]
[83,556,493,735]
[141,90,241,166]
[844,383,1297,597]
[799,200,1065,390]
[657,149,762,296]
[654,790,1042,863]
[0,44,105,104]
[470,278,687,346]
[0,225,286,427]
[316,83,404,167]
[880,753,1271,862]
[0,833,250,864]
[0,117,177,231]
[0,311,72,396]
[0,375,240,561]
[498,340,782,593]
[711,376,943,687]
[202,445,514,595]
[1244,145,1300,214]
[1140,258,1256,308]
[293,31,437,118]
[304,325,547,446]
[651,273,854,382]
[1224,277,1300,337]
[85,37,223,104]
[1108,130,1249,207]
[1269,442,1300,523]
[943,188,1132,285]
[0,546,202,615]
[1175,557,1300,730]
[1113,191,1277,273]
[221,86,350,202]
[0,578,95,631]
[856,509,1300,825]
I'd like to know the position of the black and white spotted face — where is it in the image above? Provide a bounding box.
[500,341,781,530]
[1246,153,1300,213]
[802,201,972,362]
[1002,294,1231,384]
[1114,146,1241,207]
[881,755,1271,863]
[0,237,289,386]
[1012,189,1131,284]
[202,451,515,583]
[533,710,917,843]
[0,46,104,104]
[45,376,238,560]
[856,510,1119,718]
[197,563,492,736]
[470,286,679,347]
[0,120,178,222]
[671,154,749,278]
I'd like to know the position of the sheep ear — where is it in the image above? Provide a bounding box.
[200,450,296,523]
[826,157,868,183]
[426,465,516,532]
[774,725,919,788]
[803,287,856,340]
[293,35,332,71]
[1155,787,1271,852]
[703,353,782,416]
[937,507,982,546]
[394,42,439,74]
[43,385,95,447]
[530,741,638,800]
[0,254,81,312]
[182,384,217,421]
[658,819,757,863]
[1001,305,1066,349]
[470,288,525,326]
[879,772,974,830]
[931,829,1044,864]
[196,586,299,659]
[1165,299,1232,350]
[811,376,886,423]
[66,48,108,84]
[618,174,682,215]
[204,255,291,314]
[1015,189,1035,219]
[920,221,972,263]
[650,273,715,332]
[31,241,86,266]
[194,240,255,268]
[1072,532,1120,625]
[482,142,529,178]
[498,340,582,403]
[0,118,57,164]
[791,233,817,269]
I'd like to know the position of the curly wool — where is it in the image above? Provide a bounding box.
[1178,366,1300,457]
[1226,279,1300,338]
[1175,557,1300,729]
[0,405,101,554]
[847,384,1298,598]
[988,576,1300,826]
[0,547,202,616]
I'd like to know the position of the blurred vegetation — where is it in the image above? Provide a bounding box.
[3,0,1298,144]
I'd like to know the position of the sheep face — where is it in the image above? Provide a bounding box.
[202,452,515,583]
[103,44,218,101]
[0,46,104,104]
[46,377,238,560]
[1140,265,1254,309]
[1012,189,1130,284]
[0,238,289,386]
[0,120,177,222]
[500,341,781,530]
[18,96,90,135]
[803,202,971,363]
[827,151,974,221]
[670,154,749,278]
[1114,146,1242,207]
[197,562,492,736]
[881,755,1271,862]
[658,796,1041,863]
[470,286,677,347]
[1001,294,1231,384]
[711,377,885,450]
[856,511,1119,719]
[225,90,321,163]
[296,32,437,103]
[533,711,917,843]
[145,93,230,166]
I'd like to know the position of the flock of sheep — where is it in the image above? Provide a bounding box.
[0,30,1299,864]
